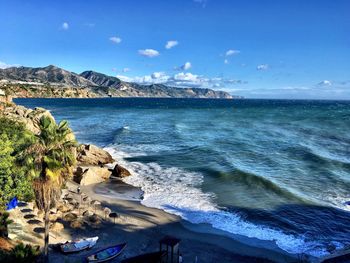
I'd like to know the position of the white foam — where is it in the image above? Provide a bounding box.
[104,145,329,257]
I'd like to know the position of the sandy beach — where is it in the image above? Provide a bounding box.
[26,178,298,263]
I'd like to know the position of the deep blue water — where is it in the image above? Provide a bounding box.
[15,98,350,257]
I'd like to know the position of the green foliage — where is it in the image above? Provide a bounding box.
[30,116,77,210]
[0,211,13,238]
[0,243,40,263]
[0,118,36,209]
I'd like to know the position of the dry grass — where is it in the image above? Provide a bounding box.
[0,238,13,251]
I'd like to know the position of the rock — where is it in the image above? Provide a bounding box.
[83,210,94,217]
[75,167,111,186]
[50,222,64,232]
[77,144,114,165]
[88,214,101,224]
[57,204,71,213]
[111,164,131,178]
[70,220,84,229]
[63,212,78,222]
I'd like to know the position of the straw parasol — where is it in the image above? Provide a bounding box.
[109,212,118,224]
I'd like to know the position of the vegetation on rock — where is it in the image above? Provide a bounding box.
[0,118,36,209]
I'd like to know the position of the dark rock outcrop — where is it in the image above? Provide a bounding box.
[111,164,131,178]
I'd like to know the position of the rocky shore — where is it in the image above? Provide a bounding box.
[1,103,299,263]
[2,103,133,187]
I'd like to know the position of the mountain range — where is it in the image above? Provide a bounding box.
[0,65,235,99]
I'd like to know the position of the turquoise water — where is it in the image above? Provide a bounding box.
[15,98,350,257]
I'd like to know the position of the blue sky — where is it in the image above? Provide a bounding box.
[0,0,349,99]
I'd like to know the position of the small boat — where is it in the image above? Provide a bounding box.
[86,243,127,262]
[60,236,99,253]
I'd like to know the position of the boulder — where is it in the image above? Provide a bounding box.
[63,212,78,222]
[111,164,131,178]
[75,167,111,186]
[88,214,101,224]
[57,204,72,213]
[77,144,114,165]
[50,222,64,232]
[2,105,76,142]
[83,210,94,217]
[70,220,84,229]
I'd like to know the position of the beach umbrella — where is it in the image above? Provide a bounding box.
[91,200,101,213]
[109,212,118,224]
[83,197,91,208]
[80,193,87,204]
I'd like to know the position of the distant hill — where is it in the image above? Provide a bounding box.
[0,65,234,99]
[0,65,95,87]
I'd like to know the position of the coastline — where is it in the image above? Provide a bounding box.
[4,99,340,262]
[79,179,299,263]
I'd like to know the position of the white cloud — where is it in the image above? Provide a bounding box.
[109,36,122,44]
[138,49,160,58]
[165,40,178,49]
[151,72,170,83]
[318,80,332,86]
[224,59,229,64]
[225,49,240,56]
[117,71,170,84]
[62,22,69,30]
[257,64,269,71]
[116,71,246,90]
[174,61,192,71]
[182,62,192,70]
[116,75,134,82]
[0,61,20,69]
[122,68,130,73]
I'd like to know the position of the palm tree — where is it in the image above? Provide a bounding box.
[27,116,76,262]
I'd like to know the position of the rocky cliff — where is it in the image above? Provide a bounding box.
[1,104,131,186]
[0,65,234,99]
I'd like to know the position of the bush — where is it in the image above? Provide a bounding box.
[0,118,35,209]
[0,243,40,263]
[0,212,13,238]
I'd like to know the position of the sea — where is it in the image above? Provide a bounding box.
[15,98,350,257]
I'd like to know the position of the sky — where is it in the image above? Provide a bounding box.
[0,0,349,99]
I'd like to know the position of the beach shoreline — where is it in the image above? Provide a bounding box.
[77,179,300,263]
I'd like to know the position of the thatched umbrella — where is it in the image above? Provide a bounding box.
[109,212,118,224]
[83,196,91,208]
[80,193,87,205]
[91,200,101,214]
[103,207,111,220]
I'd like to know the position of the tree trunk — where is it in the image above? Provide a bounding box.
[44,200,50,263]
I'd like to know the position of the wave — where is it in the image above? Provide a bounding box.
[298,143,350,166]
[203,167,309,204]
[104,144,330,257]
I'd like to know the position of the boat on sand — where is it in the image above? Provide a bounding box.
[60,236,98,253]
[86,243,127,262]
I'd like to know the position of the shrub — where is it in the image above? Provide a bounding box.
[0,243,40,263]
[0,212,13,238]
